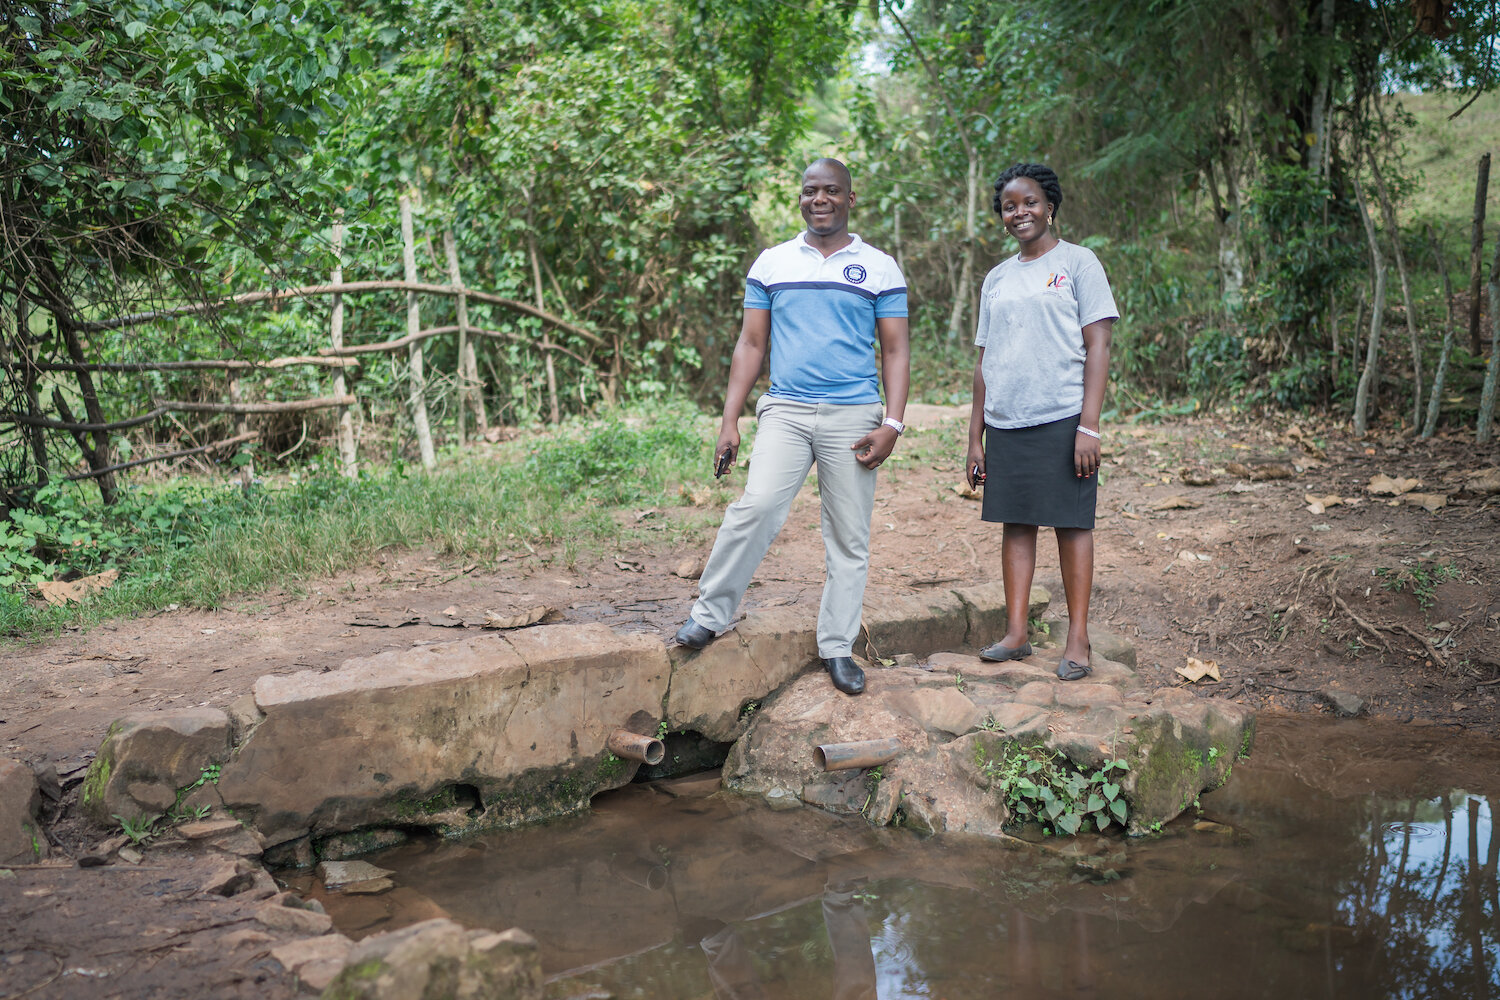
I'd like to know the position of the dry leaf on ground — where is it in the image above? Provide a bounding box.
[37,568,119,606]
[1305,493,1346,514]
[482,606,560,629]
[1175,657,1222,683]
[1227,462,1294,481]
[1403,492,1448,512]
[953,482,982,500]
[1368,473,1421,496]
[1179,467,1216,487]
[1152,495,1200,511]
[679,484,714,507]
[1462,468,1500,495]
[614,558,644,572]
[1177,550,1212,565]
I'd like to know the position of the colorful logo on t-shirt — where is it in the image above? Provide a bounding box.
[843,264,867,284]
[1045,272,1068,289]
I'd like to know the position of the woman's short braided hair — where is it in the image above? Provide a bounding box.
[992,163,1063,219]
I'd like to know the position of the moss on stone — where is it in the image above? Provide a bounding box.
[321,958,387,999]
[80,751,113,808]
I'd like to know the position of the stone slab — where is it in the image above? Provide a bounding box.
[0,758,45,865]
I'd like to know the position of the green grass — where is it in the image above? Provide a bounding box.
[1393,90,1500,228]
[1,400,723,640]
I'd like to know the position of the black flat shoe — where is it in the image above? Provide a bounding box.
[822,656,866,695]
[979,640,1033,662]
[674,619,716,649]
[1056,657,1093,681]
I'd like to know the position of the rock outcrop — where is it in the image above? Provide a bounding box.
[0,757,46,864]
[320,918,541,1000]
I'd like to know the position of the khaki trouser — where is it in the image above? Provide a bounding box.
[690,396,882,659]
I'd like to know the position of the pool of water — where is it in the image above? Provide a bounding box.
[296,715,1500,999]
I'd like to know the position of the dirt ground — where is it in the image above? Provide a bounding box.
[3,406,1499,997]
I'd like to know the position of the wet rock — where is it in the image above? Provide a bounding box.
[317,828,408,861]
[265,834,314,869]
[257,894,335,935]
[271,933,354,991]
[1321,687,1366,718]
[0,758,46,865]
[727,648,1251,838]
[80,707,232,825]
[200,857,259,896]
[343,877,395,895]
[322,918,542,1000]
[319,860,395,888]
[1193,820,1235,835]
[215,625,669,841]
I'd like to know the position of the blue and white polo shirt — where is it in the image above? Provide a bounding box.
[744,233,908,405]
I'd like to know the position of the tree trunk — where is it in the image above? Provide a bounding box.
[1353,177,1387,437]
[1422,224,1457,438]
[1307,0,1336,179]
[399,193,436,469]
[1477,236,1500,444]
[330,217,358,478]
[57,321,117,503]
[946,150,979,341]
[1368,154,1422,427]
[1469,153,1490,355]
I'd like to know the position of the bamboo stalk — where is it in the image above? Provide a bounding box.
[330,216,358,479]
[400,193,436,470]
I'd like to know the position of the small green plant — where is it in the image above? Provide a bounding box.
[954,672,965,693]
[115,812,162,845]
[1027,616,1050,638]
[656,720,669,739]
[975,741,1129,835]
[1374,560,1461,610]
[166,762,222,823]
[739,700,759,719]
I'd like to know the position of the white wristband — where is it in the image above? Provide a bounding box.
[1076,426,1101,440]
[882,417,905,436]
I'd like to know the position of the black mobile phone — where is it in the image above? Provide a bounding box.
[970,463,986,487]
[715,450,733,478]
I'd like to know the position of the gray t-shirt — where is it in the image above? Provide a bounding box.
[974,240,1119,429]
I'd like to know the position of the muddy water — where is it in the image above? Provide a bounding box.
[298,715,1500,998]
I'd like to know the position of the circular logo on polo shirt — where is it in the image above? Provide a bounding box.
[843,264,867,284]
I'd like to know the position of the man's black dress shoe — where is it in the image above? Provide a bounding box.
[674,619,716,649]
[822,656,865,695]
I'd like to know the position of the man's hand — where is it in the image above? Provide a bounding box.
[714,427,740,477]
[852,424,899,469]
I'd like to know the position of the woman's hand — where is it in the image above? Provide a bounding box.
[966,440,986,488]
[1074,428,1101,478]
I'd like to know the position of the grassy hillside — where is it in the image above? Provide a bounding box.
[1393,90,1499,227]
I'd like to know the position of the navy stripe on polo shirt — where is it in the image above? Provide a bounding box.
[743,233,908,405]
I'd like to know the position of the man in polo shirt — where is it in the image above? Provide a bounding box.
[674,158,910,697]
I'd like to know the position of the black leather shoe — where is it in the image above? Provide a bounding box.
[674,619,716,649]
[822,656,866,695]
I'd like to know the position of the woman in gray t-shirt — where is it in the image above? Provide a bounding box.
[965,163,1118,682]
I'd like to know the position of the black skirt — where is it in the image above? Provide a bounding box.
[980,414,1097,529]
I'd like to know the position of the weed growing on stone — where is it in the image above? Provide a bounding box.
[115,812,161,845]
[975,741,1130,836]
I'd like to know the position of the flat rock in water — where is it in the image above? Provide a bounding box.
[1321,687,1366,718]
[319,859,395,888]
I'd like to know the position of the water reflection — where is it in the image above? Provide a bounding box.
[300,717,1500,999]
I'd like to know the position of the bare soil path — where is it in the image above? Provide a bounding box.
[2,408,1498,997]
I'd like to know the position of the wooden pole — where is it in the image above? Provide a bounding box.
[1477,235,1500,444]
[1422,224,1456,438]
[11,294,48,482]
[1353,176,1386,438]
[442,228,486,444]
[227,376,252,488]
[399,193,436,470]
[1469,153,1490,356]
[524,189,561,425]
[330,216,358,478]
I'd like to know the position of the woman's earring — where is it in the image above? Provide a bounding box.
[1048,214,1054,226]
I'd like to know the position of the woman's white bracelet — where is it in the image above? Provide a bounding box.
[1076,426,1101,440]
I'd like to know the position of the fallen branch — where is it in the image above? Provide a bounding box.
[320,324,588,365]
[9,357,359,373]
[63,431,259,482]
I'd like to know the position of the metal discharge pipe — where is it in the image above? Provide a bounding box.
[814,737,902,772]
[607,729,665,765]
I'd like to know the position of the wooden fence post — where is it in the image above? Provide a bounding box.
[331,215,358,478]
[399,193,436,470]
[1469,152,1490,356]
[1478,234,1500,444]
[443,228,488,442]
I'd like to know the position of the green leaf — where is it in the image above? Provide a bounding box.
[124,20,149,39]
[1056,812,1081,836]
[1109,798,1128,822]
[1103,782,1120,800]
[1087,793,1106,813]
